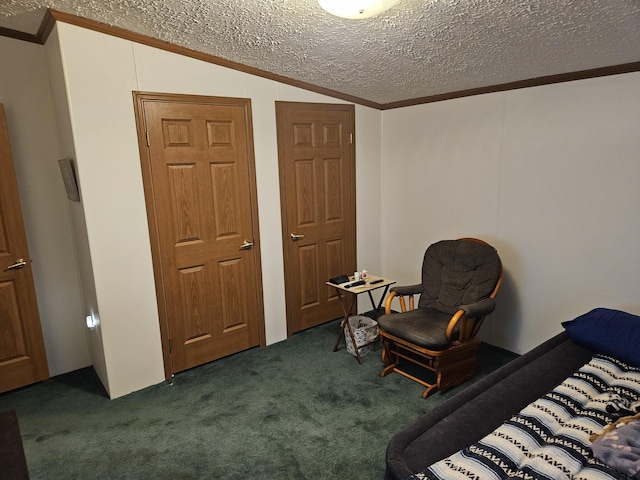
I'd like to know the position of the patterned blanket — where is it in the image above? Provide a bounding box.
[411,355,640,480]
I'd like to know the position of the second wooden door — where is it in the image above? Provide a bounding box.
[276,102,357,335]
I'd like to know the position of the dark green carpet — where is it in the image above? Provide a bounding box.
[0,318,517,479]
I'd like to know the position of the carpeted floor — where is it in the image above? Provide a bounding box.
[0,318,518,479]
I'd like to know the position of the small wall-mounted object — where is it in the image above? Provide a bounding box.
[58,158,80,201]
[86,314,98,329]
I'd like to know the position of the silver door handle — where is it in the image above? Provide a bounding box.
[290,233,304,241]
[240,240,254,250]
[6,258,27,271]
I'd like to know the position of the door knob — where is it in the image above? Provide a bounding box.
[240,240,254,250]
[290,233,305,241]
[6,258,27,271]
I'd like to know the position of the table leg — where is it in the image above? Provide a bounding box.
[332,289,363,364]
[367,285,390,320]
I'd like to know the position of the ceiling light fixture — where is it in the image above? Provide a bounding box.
[318,0,400,19]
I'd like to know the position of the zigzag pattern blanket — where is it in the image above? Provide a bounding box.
[411,355,640,480]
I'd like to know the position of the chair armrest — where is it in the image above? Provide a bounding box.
[385,284,424,314]
[446,298,496,344]
[390,284,424,296]
[459,298,496,318]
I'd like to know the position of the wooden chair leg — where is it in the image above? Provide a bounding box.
[421,384,439,399]
[380,337,398,377]
[380,337,394,366]
[381,363,397,377]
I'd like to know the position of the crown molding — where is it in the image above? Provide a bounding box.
[0,26,39,44]
[37,10,57,44]
[380,61,640,110]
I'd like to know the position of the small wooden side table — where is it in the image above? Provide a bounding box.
[327,275,396,364]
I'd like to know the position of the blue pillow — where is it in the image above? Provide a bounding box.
[562,308,640,367]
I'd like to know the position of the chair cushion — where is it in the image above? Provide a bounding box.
[418,239,501,314]
[378,309,457,350]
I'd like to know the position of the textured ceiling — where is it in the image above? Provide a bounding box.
[1,0,639,105]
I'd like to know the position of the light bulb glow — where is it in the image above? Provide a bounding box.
[86,314,98,329]
[318,0,400,19]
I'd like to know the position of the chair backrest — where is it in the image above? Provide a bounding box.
[418,239,502,314]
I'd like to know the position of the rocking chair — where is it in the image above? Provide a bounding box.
[377,238,503,398]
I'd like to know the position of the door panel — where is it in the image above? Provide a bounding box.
[276,102,356,334]
[0,104,49,393]
[134,93,264,376]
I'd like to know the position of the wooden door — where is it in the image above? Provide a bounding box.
[276,102,356,335]
[0,104,49,393]
[134,93,265,377]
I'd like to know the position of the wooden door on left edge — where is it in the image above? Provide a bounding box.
[134,93,265,377]
[0,104,49,393]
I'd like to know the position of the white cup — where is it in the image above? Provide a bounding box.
[354,271,362,281]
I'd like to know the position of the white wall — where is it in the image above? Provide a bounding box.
[381,72,640,354]
[0,36,90,376]
[48,22,382,398]
[43,27,110,390]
